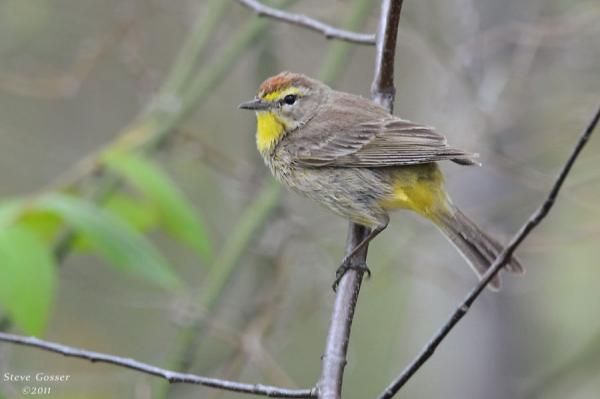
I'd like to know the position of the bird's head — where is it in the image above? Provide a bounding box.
[239,72,327,155]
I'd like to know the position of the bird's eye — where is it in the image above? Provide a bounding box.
[283,94,297,105]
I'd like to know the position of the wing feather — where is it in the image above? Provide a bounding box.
[291,114,478,167]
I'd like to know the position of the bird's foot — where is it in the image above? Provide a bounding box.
[332,257,371,291]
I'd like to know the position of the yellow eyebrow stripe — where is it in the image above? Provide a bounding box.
[262,87,302,101]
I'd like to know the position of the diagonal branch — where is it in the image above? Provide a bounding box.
[377,104,600,399]
[318,1,405,399]
[0,332,316,398]
[236,0,376,45]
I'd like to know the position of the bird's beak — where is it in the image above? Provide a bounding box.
[238,98,270,111]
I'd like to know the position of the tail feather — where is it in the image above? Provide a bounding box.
[435,205,523,290]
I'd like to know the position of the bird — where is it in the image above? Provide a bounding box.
[239,71,523,289]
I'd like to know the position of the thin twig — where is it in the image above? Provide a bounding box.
[318,1,405,398]
[235,0,376,45]
[377,104,600,399]
[0,332,316,398]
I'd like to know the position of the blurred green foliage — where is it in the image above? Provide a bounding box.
[0,224,55,335]
[104,150,213,262]
[39,193,182,290]
[0,147,220,333]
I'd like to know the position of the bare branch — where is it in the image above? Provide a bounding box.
[0,332,316,398]
[236,0,376,45]
[377,104,600,399]
[371,0,404,111]
[318,224,369,399]
[318,2,405,398]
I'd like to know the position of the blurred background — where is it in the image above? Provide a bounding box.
[0,0,599,398]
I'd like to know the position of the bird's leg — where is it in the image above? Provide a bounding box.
[332,221,388,291]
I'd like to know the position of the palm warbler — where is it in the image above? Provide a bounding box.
[239,72,522,289]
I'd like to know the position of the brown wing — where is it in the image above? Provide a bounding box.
[287,92,478,168]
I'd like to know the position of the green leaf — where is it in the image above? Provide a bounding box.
[103,151,213,262]
[104,193,160,232]
[37,193,181,290]
[0,198,24,228]
[0,199,63,241]
[67,194,161,253]
[0,224,56,335]
[19,210,62,241]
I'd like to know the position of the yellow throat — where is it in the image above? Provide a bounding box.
[256,111,286,155]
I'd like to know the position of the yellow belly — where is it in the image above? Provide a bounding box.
[379,164,449,218]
